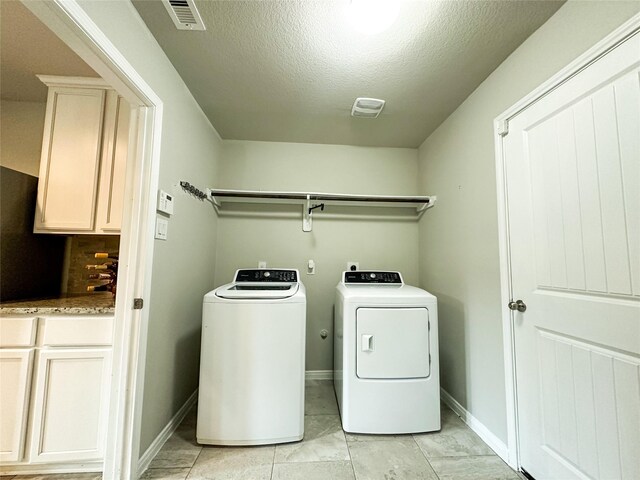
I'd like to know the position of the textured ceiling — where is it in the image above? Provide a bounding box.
[133,0,563,147]
[1,1,98,103]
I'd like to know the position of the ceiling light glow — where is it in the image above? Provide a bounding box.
[346,0,400,35]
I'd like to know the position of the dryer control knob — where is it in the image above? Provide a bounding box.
[264,271,271,278]
[370,273,376,279]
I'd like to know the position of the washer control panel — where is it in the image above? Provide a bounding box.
[343,271,403,284]
[235,269,298,282]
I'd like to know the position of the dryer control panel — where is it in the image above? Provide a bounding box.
[234,269,298,282]
[343,271,403,284]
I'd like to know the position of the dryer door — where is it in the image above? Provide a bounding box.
[356,308,430,379]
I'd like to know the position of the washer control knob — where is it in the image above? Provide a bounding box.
[370,273,376,279]
[264,271,271,278]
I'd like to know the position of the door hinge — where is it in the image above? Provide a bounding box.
[133,298,144,310]
[497,119,509,136]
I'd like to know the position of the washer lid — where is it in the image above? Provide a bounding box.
[215,282,299,299]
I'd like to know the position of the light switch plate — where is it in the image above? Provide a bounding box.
[157,190,174,215]
[155,217,168,240]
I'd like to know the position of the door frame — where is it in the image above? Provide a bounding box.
[21,1,164,478]
[493,14,640,470]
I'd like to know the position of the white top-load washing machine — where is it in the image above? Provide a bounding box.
[334,270,440,434]
[197,268,306,445]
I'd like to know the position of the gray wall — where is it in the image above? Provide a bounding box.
[0,100,46,176]
[75,0,222,454]
[217,140,419,371]
[417,0,640,444]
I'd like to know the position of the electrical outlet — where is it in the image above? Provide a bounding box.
[347,261,359,271]
[258,260,267,268]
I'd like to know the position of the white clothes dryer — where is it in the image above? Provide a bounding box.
[334,271,440,434]
[197,268,306,446]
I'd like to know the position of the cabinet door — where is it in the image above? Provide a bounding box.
[29,348,111,463]
[0,349,34,462]
[96,92,132,233]
[34,87,106,233]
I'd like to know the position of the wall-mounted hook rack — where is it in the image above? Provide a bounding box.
[180,181,208,200]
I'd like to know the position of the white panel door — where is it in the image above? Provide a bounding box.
[29,348,111,463]
[356,308,430,379]
[35,87,105,232]
[96,92,132,233]
[0,349,34,462]
[504,34,640,479]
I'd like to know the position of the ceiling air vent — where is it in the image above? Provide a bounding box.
[351,97,386,118]
[162,0,206,31]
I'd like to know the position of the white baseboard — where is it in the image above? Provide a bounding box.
[440,388,509,462]
[305,370,333,380]
[137,389,198,477]
[0,462,102,476]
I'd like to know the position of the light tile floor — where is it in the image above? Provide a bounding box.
[141,380,521,480]
[1,381,522,480]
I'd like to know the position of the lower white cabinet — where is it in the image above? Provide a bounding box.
[0,349,34,463]
[29,348,112,463]
[0,315,113,473]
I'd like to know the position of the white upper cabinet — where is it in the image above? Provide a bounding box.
[95,91,132,234]
[34,85,105,232]
[34,76,130,235]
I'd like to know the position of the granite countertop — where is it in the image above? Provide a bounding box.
[0,293,116,315]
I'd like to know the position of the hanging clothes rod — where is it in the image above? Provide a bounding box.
[209,188,436,231]
[209,188,432,205]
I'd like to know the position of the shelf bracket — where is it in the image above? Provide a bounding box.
[206,189,220,207]
[303,195,312,232]
[416,196,437,216]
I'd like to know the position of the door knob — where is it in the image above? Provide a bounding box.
[508,300,527,312]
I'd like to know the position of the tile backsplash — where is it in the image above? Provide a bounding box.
[65,235,120,294]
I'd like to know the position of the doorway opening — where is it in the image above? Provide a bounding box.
[1,1,163,477]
